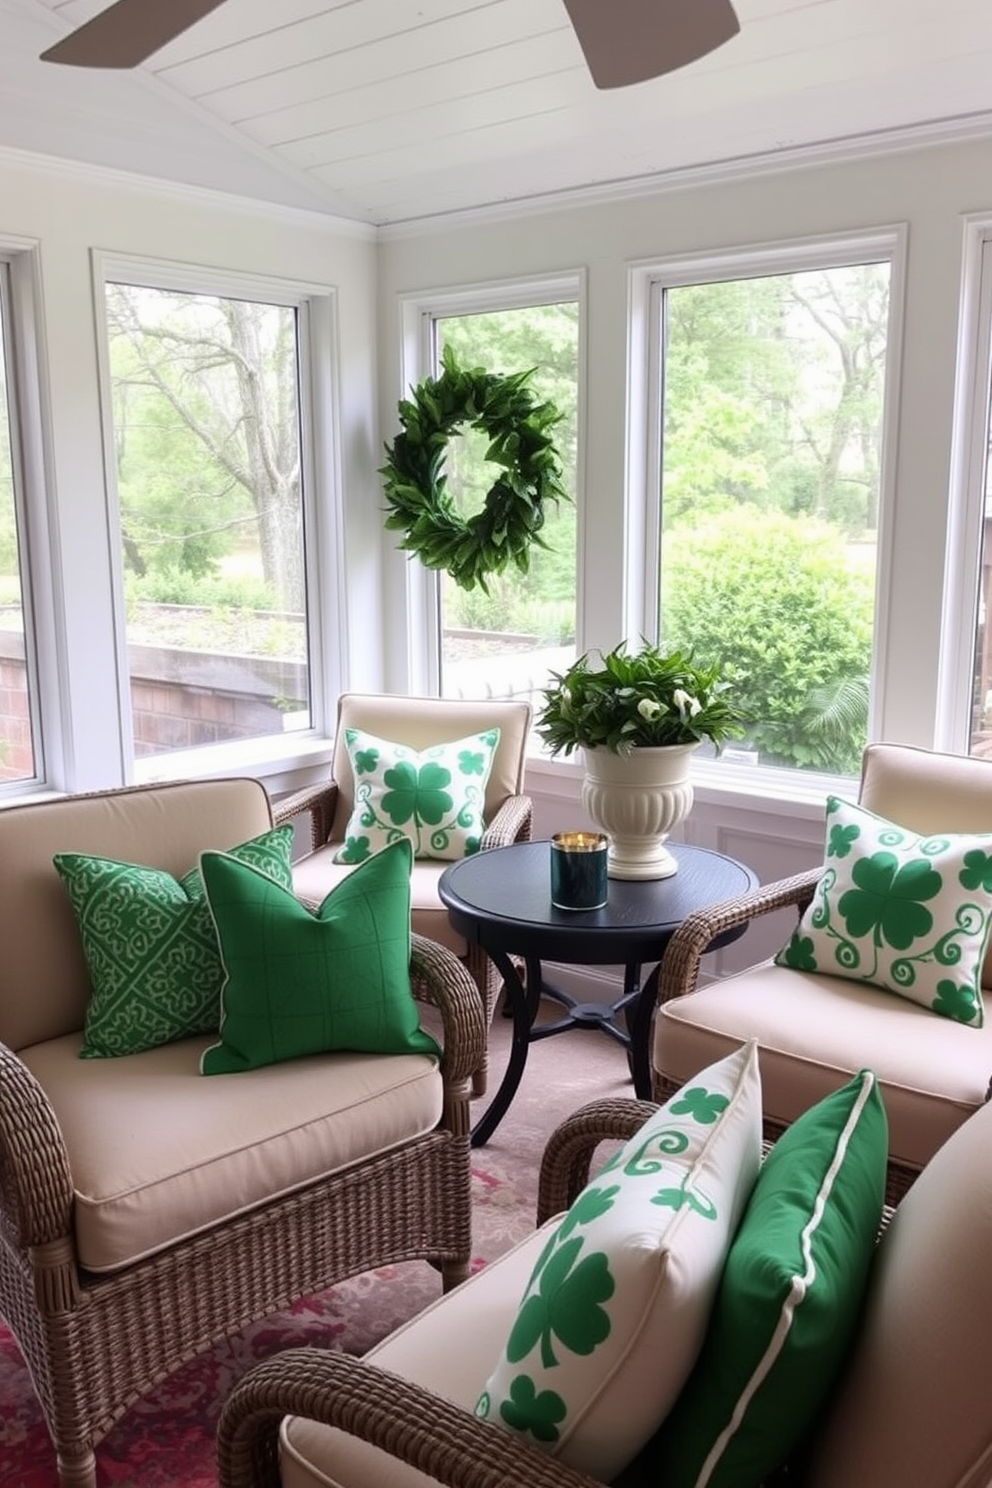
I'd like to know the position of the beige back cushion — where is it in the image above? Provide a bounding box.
[859,742,992,988]
[0,777,273,1051]
[329,692,532,842]
[808,1095,992,1488]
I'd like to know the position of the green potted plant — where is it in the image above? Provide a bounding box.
[536,640,744,880]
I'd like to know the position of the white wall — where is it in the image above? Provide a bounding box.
[376,134,992,979]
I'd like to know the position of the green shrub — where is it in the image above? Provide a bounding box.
[662,510,872,773]
[127,567,279,612]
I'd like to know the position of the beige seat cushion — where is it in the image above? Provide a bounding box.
[654,961,992,1171]
[292,848,467,958]
[19,1034,442,1272]
[281,1218,559,1488]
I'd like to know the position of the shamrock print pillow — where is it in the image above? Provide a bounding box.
[334,726,500,864]
[475,1041,763,1482]
[776,795,992,1026]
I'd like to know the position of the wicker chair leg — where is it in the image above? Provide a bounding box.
[56,1448,98,1488]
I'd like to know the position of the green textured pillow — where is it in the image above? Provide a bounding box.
[54,825,295,1058]
[776,795,992,1026]
[650,1069,888,1488]
[335,726,499,864]
[200,837,439,1075]
[474,1041,763,1483]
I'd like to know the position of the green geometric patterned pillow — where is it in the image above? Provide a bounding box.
[776,795,992,1026]
[474,1041,763,1483]
[54,825,295,1058]
[335,726,500,864]
[650,1069,888,1488]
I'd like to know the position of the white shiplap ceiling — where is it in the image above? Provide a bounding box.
[6,0,992,226]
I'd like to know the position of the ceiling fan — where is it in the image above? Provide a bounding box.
[40,0,740,86]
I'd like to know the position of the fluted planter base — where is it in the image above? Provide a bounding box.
[580,742,698,881]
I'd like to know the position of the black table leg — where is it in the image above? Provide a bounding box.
[471,947,539,1147]
[627,961,661,1099]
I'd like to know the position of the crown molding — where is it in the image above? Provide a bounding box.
[0,142,375,239]
[379,109,992,241]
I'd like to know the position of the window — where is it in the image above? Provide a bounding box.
[0,259,39,786]
[415,290,579,707]
[103,278,315,766]
[945,223,992,759]
[644,243,895,778]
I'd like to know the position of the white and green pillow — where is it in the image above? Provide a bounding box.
[474,1041,763,1483]
[200,836,439,1075]
[650,1069,888,1488]
[54,824,295,1058]
[776,795,992,1026]
[335,726,499,864]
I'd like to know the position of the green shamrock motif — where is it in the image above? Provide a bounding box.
[556,1184,618,1242]
[960,849,992,893]
[932,978,981,1023]
[668,1085,730,1124]
[827,822,861,858]
[837,851,942,950]
[457,747,488,776]
[651,1173,718,1220]
[493,1376,568,1442]
[507,1236,614,1369]
[353,747,379,775]
[381,760,454,828]
[779,933,818,971]
[339,834,371,863]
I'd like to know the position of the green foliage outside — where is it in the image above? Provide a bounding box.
[662,509,873,772]
[437,305,578,628]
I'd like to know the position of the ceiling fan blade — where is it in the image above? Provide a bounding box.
[40,0,227,68]
[563,0,740,89]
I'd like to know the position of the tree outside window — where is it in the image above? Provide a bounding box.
[432,303,578,707]
[658,262,891,777]
[105,283,311,762]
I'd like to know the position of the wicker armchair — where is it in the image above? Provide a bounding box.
[0,778,484,1488]
[274,692,534,1097]
[217,1093,992,1488]
[653,742,992,1206]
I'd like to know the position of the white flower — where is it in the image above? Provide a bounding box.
[637,697,662,721]
[673,688,702,717]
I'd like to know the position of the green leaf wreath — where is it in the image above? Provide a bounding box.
[380,344,570,592]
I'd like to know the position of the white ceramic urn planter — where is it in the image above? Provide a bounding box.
[580,741,698,880]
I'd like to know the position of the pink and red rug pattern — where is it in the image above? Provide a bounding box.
[0,1162,530,1488]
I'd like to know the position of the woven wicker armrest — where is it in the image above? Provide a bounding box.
[657,866,823,1005]
[216,1347,602,1488]
[271,780,339,852]
[480,792,533,850]
[409,933,487,1093]
[0,1041,75,1251]
[537,1097,659,1224]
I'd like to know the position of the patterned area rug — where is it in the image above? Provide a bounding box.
[1,1002,632,1487]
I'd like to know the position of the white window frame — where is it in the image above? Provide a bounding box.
[393,272,585,698]
[91,252,345,788]
[627,226,907,803]
[0,239,60,799]
[936,215,992,752]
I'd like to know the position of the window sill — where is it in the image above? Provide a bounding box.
[523,748,852,822]
[132,732,334,797]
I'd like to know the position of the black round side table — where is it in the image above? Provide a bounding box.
[439,839,757,1146]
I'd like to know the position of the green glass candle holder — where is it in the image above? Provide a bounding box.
[550,830,609,911]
